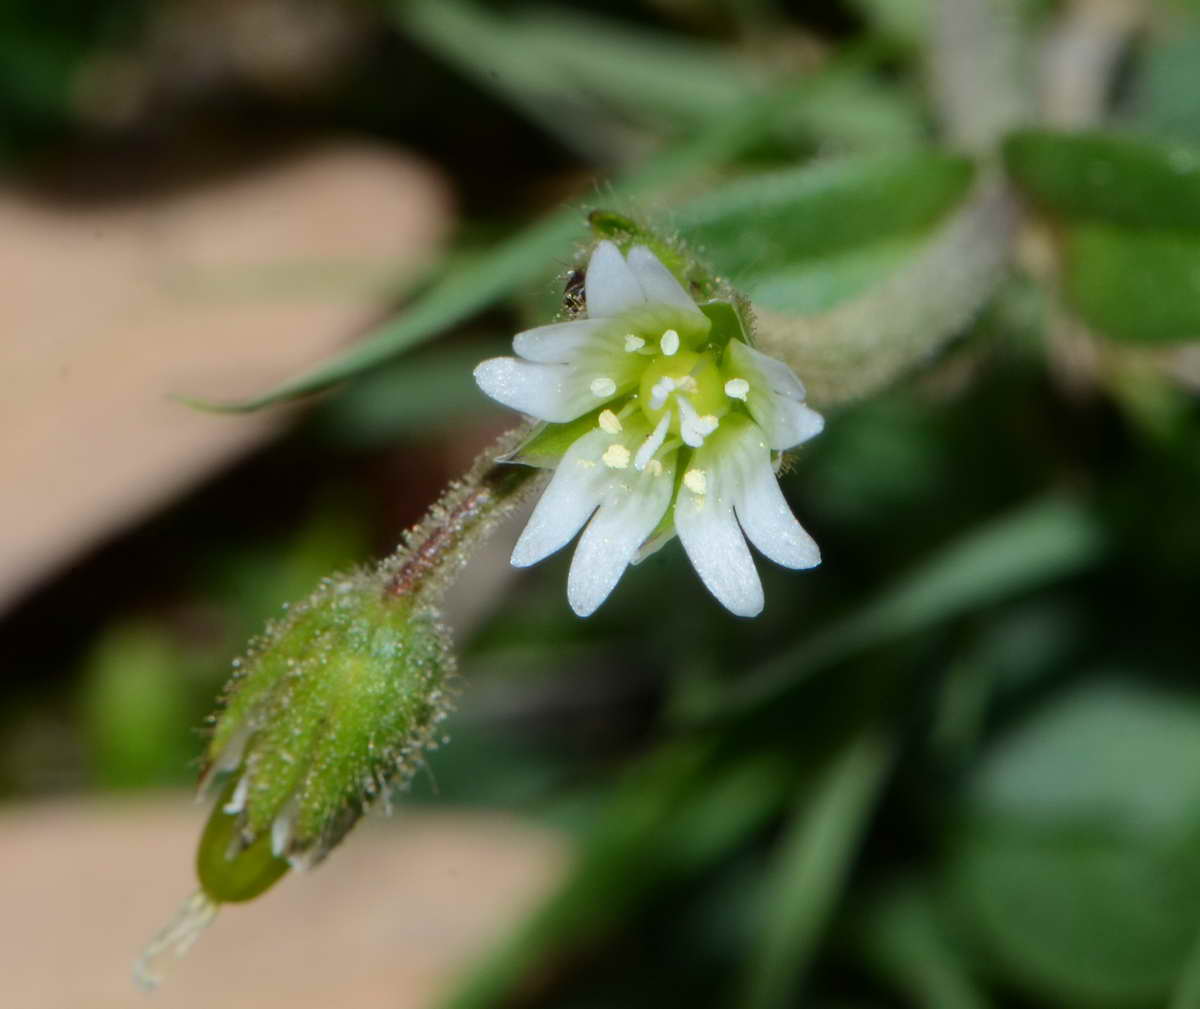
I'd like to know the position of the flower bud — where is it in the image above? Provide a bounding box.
[137,442,541,988]
[196,569,455,898]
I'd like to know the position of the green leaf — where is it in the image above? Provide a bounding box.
[969,681,1200,841]
[312,342,505,447]
[743,237,918,314]
[747,175,1013,406]
[418,4,923,153]
[675,152,974,286]
[1126,26,1200,145]
[178,212,582,413]
[846,0,930,47]
[1004,129,1200,231]
[739,732,893,1009]
[1169,927,1200,1009]
[671,152,973,323]
[950,681,1200,1007]
[509,7,755,127]
[781,69,928,152]
[435,739,792,1009]
[184,89,801,413]
[702,494,1105,719]
[397,0,617,161]
[857,880,992,1009]
[1063,224,1200,343]
[953,827,1200,1008]
[79,622,192,789]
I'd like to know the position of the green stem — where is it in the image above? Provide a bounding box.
[381,424,545,606]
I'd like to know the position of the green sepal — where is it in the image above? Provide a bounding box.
[588,209,720,302]
[196,776,290,903]
[700,298,753,350]
[203,570,455,867]
[505,408,605,469]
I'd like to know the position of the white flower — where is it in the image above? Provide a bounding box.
[475,240,823,617]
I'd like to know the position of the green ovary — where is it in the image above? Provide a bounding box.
[196,776,290,903]
[638,349,729,432]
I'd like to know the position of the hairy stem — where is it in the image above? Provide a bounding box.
[380,423,546,606]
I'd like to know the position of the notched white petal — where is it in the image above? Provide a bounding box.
[567,456,676,617]
[729,428,821,570]
[725,340,821,451]
[586,240,645,318]
[627,245,703,316]
[513,318,608,363]
[474,357,592,423]
[735,340,807,399]
[675,463,764,617]
[769,398,825,450]
[511,432,610,566]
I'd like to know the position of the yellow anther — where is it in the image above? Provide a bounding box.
[598,409,622,434]
[590,376,617,398]
[602,444,631,469]
[683,468,708,495]
[724,378,750,401]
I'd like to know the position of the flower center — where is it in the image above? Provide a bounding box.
[638,349,728,448]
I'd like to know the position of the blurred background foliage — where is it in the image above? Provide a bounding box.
[5,0,1200,1007]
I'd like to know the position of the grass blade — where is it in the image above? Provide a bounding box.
[739,731,893,1009]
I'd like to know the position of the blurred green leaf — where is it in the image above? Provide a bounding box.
[1125,26,1200,144]
[953,827,1200,1008]
[858,880,992,1009]
[675,152,973,288]
[930,600,1083,760]
[513,10,925,152]
[211,497,371,633]
[746,174,1013,406]
[184,89,800,413]
[314,342,504,446]
[79,622,192,789]
[510,7,755,127]
[951,681,1200,1007]
[1169,928,1200,1009]
[739,236,917,314]
[707,494,1105,719]
[403,1,923,154]
[846,0,930,47]
[1063,224,1200,344]
[178,210,582,413]
[780,70,928,152]
[0,2,147,151]
[969,681,1200,840]
[1004,129,1200,230]
[670,151,974,321]
[437,739,791,1009]
[397,0,615,161]
[739,732,892,1009]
